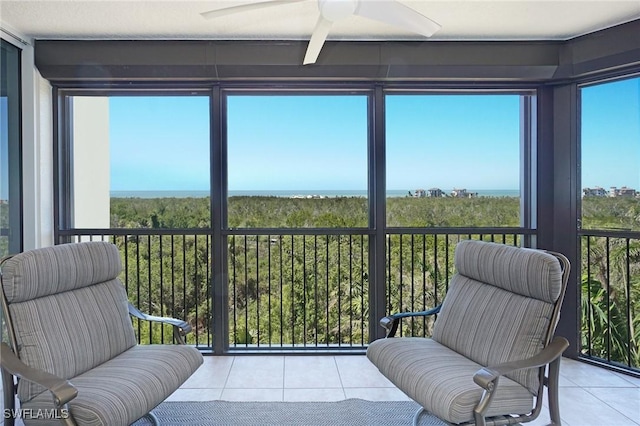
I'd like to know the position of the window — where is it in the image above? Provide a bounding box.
[579,76,640,369]
[581,77,640,231]
[67,95,211,229]
[0,39,22,256]
[385,94,523,227]
[226,94,369,228]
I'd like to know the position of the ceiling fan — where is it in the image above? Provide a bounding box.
[201,0,441,65]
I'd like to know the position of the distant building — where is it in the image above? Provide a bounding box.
[451,188,477,198]
[609,186,637,198]
[414,189,426,198]
[583,187,608,197]
[428,188,444,198]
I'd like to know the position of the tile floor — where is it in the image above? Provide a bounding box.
[4,356,639,425]
[167,355,640,426]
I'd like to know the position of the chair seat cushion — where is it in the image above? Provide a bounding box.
[22,344,203,426]
[367,337,534,424]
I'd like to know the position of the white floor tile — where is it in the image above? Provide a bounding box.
[585,387,640,424]
[225,356,284,389]
[558,387,639,426]
[181,355,234,388]
[283,388,346,402]
[166,388,223,401]
[168,354,639,426]
[220,388,284,402]
[335,356,396,388]
[284,356,342,388]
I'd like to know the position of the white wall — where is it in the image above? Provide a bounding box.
[72,97,110,229]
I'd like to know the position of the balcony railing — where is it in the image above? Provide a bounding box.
[580,229,640,372]
[59,227,530,354]
[227,229,369,350]
[386,229,526,338]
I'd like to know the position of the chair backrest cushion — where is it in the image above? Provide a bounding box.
[432,240,564,394]
[1,242,137,401]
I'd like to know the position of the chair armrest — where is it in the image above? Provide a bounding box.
[0,343,78,407]
[128,302,192,344]
[380,305,442,337]
[473,336,569,391]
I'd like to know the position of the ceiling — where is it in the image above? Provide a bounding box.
[1,0,640,43]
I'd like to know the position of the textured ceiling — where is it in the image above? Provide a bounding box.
[1,0,640,42]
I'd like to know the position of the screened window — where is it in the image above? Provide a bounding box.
[581,77,640,231]
[68,95,210,229]
[226,94,368,228]
[385,94,523,227]
[579,76,640,370]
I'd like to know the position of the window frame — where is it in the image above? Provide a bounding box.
[0,38,23,255]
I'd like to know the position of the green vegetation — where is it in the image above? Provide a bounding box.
[108,195,640,369]
[111,195,522,229]
[581,197,640,368]
[582,197,640,231]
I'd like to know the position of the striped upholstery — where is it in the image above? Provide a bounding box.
[367,240,564,424]
[21,345,204,426]
[452,240,563,303]
[2,242,122,303]
[0,242,204,426]
[367,338,533,424]
[9,280,137,401]
[432,241,562,394]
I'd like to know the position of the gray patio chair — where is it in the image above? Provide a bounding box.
[367,240,571,426]
[0,241,203,425]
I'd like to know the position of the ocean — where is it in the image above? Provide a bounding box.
[110,189,520,198]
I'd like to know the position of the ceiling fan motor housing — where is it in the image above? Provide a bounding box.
[319,0,358,22]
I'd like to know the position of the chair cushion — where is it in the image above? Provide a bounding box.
[1,242,122,303]
[431,275,554,394]
[10,280,137,402]
[453,240,563,303]
[367,337,533,424]
[431,240,562,394]
[21,344,204,426]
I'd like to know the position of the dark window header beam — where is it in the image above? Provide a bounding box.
[34,19,639,83]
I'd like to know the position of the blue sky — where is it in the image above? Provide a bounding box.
[227,95,368,191]
[581,77,640,190]
[106,81,639,192]
[386,95,520,190]
[110,96,210,191]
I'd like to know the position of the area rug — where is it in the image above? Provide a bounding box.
[131,399,448,425]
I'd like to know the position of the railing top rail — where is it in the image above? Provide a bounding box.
[386,227,533,235]
[59,227,533,237]
[225,228,372,236]
[579,228,640,239]
[58,228,213,236]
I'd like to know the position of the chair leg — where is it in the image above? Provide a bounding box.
[143,410,160,425]
[412,407,425,426]
[547,357,562,425]
[2,369,15,426]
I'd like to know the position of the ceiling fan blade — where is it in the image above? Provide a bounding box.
[201,0,304,19]
[303,16,333,65]
[354,0,441,37]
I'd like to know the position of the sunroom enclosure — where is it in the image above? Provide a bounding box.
[56,88,535,353]
[3,20,638,377]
